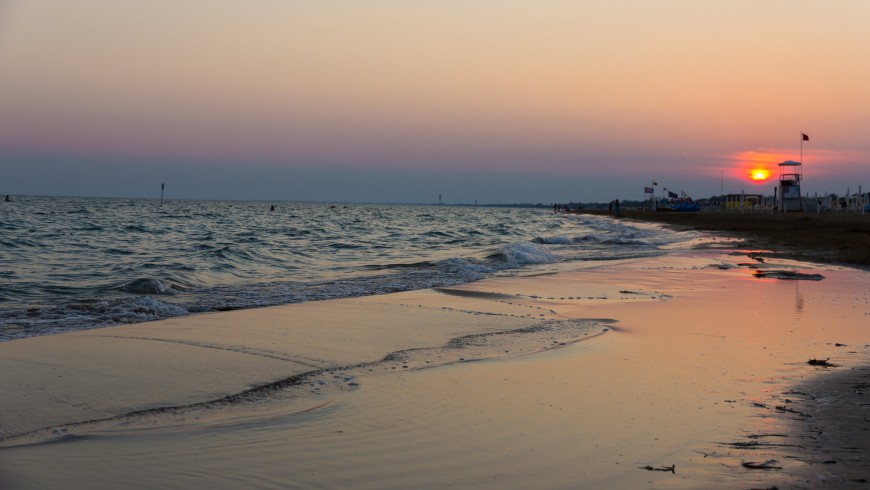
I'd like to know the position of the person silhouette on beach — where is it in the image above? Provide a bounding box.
[270,205,275,211]
[4,195,10,202]
[614,199,620,217]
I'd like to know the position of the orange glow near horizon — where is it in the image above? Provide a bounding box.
[750,169,770,181]
[730,150,791,185]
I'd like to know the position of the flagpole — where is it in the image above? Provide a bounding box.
[800,131,803,164]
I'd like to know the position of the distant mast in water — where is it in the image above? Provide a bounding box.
[439,194,442,207]
[160,183,165,206]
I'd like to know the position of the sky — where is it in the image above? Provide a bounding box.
[1,1,868,203]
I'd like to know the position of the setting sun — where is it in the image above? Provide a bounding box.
[750,169,770,181]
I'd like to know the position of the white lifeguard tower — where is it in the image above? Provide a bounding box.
[777,160,803,212]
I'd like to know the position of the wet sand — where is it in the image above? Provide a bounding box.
[1,244,868,488]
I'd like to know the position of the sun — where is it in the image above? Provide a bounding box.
[749,169,770,181]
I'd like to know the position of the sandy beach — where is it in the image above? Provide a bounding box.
[579,209,870,267]
[1,227,869,488]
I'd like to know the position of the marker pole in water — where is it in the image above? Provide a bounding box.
[161,183,165,206]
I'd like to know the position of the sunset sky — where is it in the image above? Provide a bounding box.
[1,1,868,203]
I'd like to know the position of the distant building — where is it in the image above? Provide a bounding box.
[722,194,763,209]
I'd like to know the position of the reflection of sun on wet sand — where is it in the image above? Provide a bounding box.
[0,247,868,488]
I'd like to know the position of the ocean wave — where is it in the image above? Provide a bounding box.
[0,199,697,341]
[105,247,135,255]
[533,235,574,245]
[120,278,172,295]
[363,260,438,270]
[597,238,655,247]
[329,242,365,250]
[123,296,189,318]
[0,297,189,340]
[488,242,557,267]
[122,224,149,233]
[0,237,42,248]
[422,230,456,238]
[0,221,23,231]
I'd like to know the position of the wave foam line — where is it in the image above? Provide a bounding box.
[0,318,611,447]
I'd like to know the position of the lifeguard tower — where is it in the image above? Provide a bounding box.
[777,160,803,212]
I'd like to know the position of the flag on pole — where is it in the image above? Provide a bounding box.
[644,187,654,194]
[668,191,678,199]
[802,133,809,141]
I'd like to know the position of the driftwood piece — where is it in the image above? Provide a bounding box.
[753,270,825,281]
[639,464,675,473]
[742,460,783,470]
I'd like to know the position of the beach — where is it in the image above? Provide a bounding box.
[580,208,870,267]
[2,220,868,489]
[4,1,869,487]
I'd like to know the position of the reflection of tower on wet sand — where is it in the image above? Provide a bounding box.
[793,279,804,313]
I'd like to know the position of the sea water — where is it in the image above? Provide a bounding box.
[0,196,691,341]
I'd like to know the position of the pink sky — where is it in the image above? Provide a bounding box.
[1,1,868,202]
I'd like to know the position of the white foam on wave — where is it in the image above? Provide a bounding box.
[494,242,557,267]
[0,297,191,341]
[108,297,189,323]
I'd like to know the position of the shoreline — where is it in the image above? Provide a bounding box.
[1,241,868,488]
[573,209,870,268]
[587,209,870,487]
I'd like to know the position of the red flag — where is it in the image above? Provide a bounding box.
[802,133,809,141]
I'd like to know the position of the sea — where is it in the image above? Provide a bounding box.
[0,196,695,342]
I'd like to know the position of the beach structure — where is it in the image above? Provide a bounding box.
[722,193,763,210]
[777,160,803,212]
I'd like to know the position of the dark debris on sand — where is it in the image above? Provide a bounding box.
[639,464,675,473]
[806,358,836,367]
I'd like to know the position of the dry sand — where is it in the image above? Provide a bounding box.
[578,208,870,267]
[1,238,868,489]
